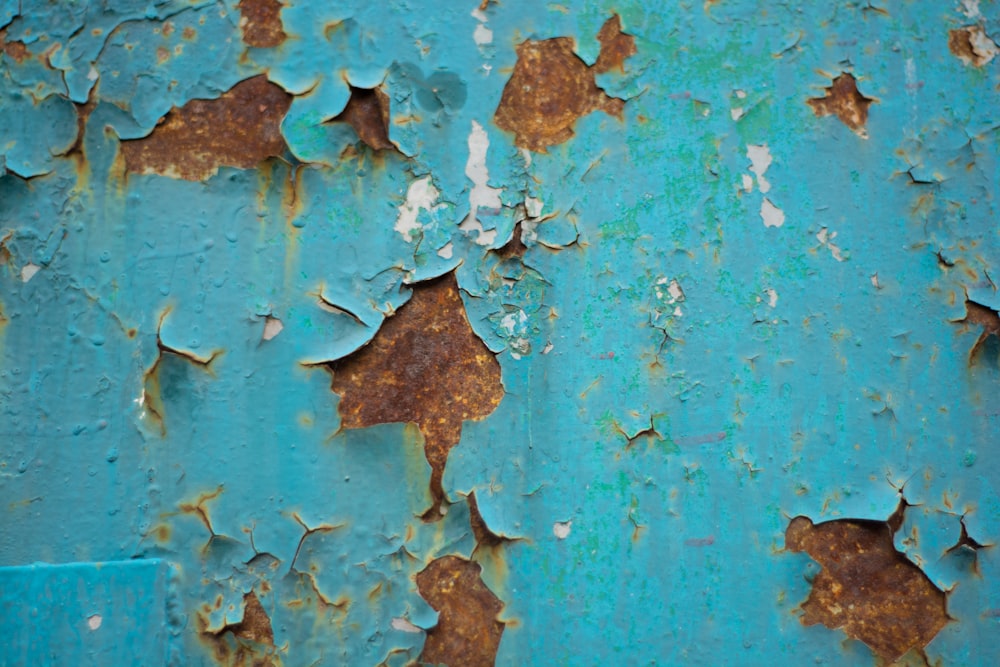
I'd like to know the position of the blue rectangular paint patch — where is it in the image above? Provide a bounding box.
[0,559,169,667]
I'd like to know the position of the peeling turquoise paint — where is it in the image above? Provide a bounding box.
[2,1,1000,665]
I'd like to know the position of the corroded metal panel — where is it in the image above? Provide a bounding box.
[2,1,999,665]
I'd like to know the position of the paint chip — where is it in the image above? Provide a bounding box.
[262,316,283,341]
[392,617,423,633]
[553,521,572,539]
[746,144,773,194]
[760,198,784,227]
[87,614,102,630]
[20,263,40,282]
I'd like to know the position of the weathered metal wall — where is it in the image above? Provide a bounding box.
[2,1,999,665]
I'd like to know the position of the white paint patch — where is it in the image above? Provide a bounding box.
[87,614,102,631]
[667,279,685,303]
[391,617,423,633]
[20,263,39,282]
[735,89,747,99]
[436,241,453,259]
[746,144,773,193]
[519,148,532,168]
[394,176,440,242]
[764,288,778,308]
[87,66,99,82]
[553,521,572,539]
[473,23,493,46]
[730,107,744,121]
[968,26,999,65]
[870,273,880,289]
[542,341,554,354]
[760,198,785,228]
[741,174,754,193]
[262,316,283,341]
[525,196,544,218]
[816,227,845,261]
[471,7,488,22]
[460,121,503,246]
[962,0,981,19]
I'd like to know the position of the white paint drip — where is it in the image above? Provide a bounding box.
[817,227,845,261]
[262,316,283,341]
[460,121,503,246]
[764,288,778,308]
[746,144,773,194]
[553,521,572,539]
[436,241,453,259]
[391,617,423,633]
[760,198,785,228]
[20,263,39,282]
[87,614,102,631]
[394,176,441,242]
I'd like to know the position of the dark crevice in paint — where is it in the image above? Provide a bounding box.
[785,499,950,663]
[615,416,664,452]
[807,72,874,135]
[326,85,398,153]
[494,15,635,152]
[467,492,519,552]
[945,517,991,575]
[322,272,504,520]
[416,555,505,667]
[288,512,342,575]
[494,222,528,260]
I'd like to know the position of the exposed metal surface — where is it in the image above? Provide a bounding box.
[1,1,999,665]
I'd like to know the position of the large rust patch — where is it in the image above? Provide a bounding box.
[326,273,503,515]
[807,72,874,136]
[120,75,291,181]
[785,513,949,662]
[237,0,287,48]
[494,15,634,152]
[416,556,505,667]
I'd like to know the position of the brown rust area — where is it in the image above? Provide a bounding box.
[327,273,503,516]
[807,73,874,134]
[328,86,395,151]
[120,75,291,181]
[785,514,949,662]
[593,15,636,74]
[416,556,505,667]
[237,0,287,48]
[494,17,633,152]
[948,26,997,67]
[0,29,29,63]
[954,298,1000,364]
[200,590,276,666]
[230,591,274,645]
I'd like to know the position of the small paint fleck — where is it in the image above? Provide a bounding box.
[262,316,283,341]
[87,614,102,630]
[553,521,572,539]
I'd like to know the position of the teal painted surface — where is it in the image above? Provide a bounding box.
[1,1,999,665]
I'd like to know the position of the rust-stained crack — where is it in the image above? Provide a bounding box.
[951,291,1000,365]
[807,72,874,137]
[785,500,950,663]
[326,85,397,152]
[494,15,635,151]
[321,272,504,519]
[179,485,225,539]
[288,512,344,575]
[120,75,291,181]
[416,555,505,667]
[237,0,287,48]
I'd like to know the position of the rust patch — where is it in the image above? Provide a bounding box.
[327,86,395,152]
[200,590,277,666]
[0,29,29,63]
[785,511,949,662]
[416,556,505,667]
[494,16,633,152]
[326,273,503,516]
[948,25,999,67]
[807,72,874,136]
[953,297,1000,365]
[593,15,637,74]
[120,75,291,181]
[237,0,287,48]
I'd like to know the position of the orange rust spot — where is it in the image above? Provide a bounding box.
[807,72,874,135]
[237,0,287,48]
[182,26,196,40]
[120,75,291,181]
[328,86,395,151]
[953,298,1000,365]
[494,16,633,152]
[785,513,949,662]
[593,15,637,74]
[326,273,503,516]
[0,29,29,63]
[416,556,505,667]
[948,25,998,67]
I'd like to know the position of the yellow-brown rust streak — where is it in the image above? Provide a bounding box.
[785,515,948,662]
[807,72,873,132]
[237,0,287,48]
[0,29,29,63]
[494,17,632,152]
[121,75,291,181]
[327,273,503,514]
[416,556,505,667]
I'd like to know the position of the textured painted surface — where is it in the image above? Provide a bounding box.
[2,1,1000,665]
